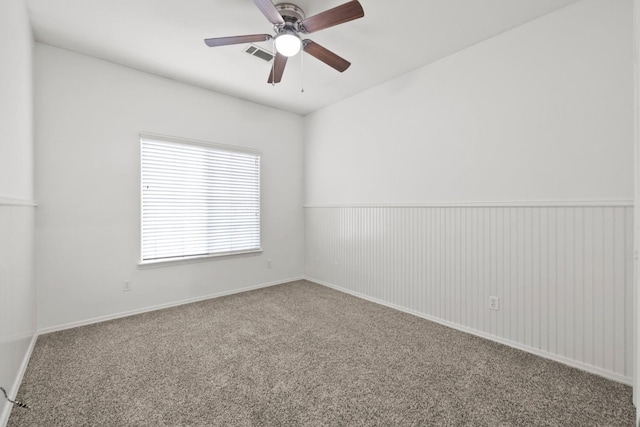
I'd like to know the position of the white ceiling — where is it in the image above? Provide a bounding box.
[26,0,581,115]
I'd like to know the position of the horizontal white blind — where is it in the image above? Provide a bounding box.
[141,136,260,262]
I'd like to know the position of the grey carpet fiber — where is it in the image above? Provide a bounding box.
[9,280,635,426]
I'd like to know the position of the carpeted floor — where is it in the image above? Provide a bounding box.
[8,280,635,426]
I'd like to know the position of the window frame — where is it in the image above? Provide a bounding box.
[138,133,262,266]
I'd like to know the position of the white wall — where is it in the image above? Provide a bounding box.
[305,0,633,206]
[0,3,34,201]
[35,44,305,330]
[0,0,36,424]
[305,0,634,383]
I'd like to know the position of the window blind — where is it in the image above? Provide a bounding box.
[141,136,261,262]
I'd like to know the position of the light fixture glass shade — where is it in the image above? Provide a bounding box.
[274,32,301,57]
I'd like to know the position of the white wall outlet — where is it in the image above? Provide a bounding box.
[267,259,272,269]
[123,280,132,292]
[489,296,499,311]
[314,257,320,267]
[334,261,339,270]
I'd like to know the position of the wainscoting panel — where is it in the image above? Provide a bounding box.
[304,203,634,383]
[0,201,37,425]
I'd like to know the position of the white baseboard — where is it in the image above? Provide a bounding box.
[306,277,632,386]
[38,277,304,335]
[1,334,37,427]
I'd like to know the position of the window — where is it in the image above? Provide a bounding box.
[140,134,261,263]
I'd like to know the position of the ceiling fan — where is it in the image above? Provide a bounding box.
[204,0,365,84]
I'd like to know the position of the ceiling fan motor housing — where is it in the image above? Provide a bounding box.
[274,3,305,33]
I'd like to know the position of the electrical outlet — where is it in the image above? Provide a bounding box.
[267,259,272,269]
[489,296,499,311]
[123,281,132,292]
[334,261,339,270]
[314,257,320,267]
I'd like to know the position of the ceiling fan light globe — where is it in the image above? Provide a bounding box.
[274,33,301,57]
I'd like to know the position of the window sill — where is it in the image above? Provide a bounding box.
[138,249,263,268]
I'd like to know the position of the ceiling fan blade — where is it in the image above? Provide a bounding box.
[303,40,351,72]
[204,34,272,47]
[300,1,364,34]
[268,53,288,84]
[253,0,284,25]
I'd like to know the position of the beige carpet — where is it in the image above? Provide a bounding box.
[8,280,635,426]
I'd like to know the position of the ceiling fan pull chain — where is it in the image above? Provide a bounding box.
[300,49,304,93]
[271,38,276,86]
